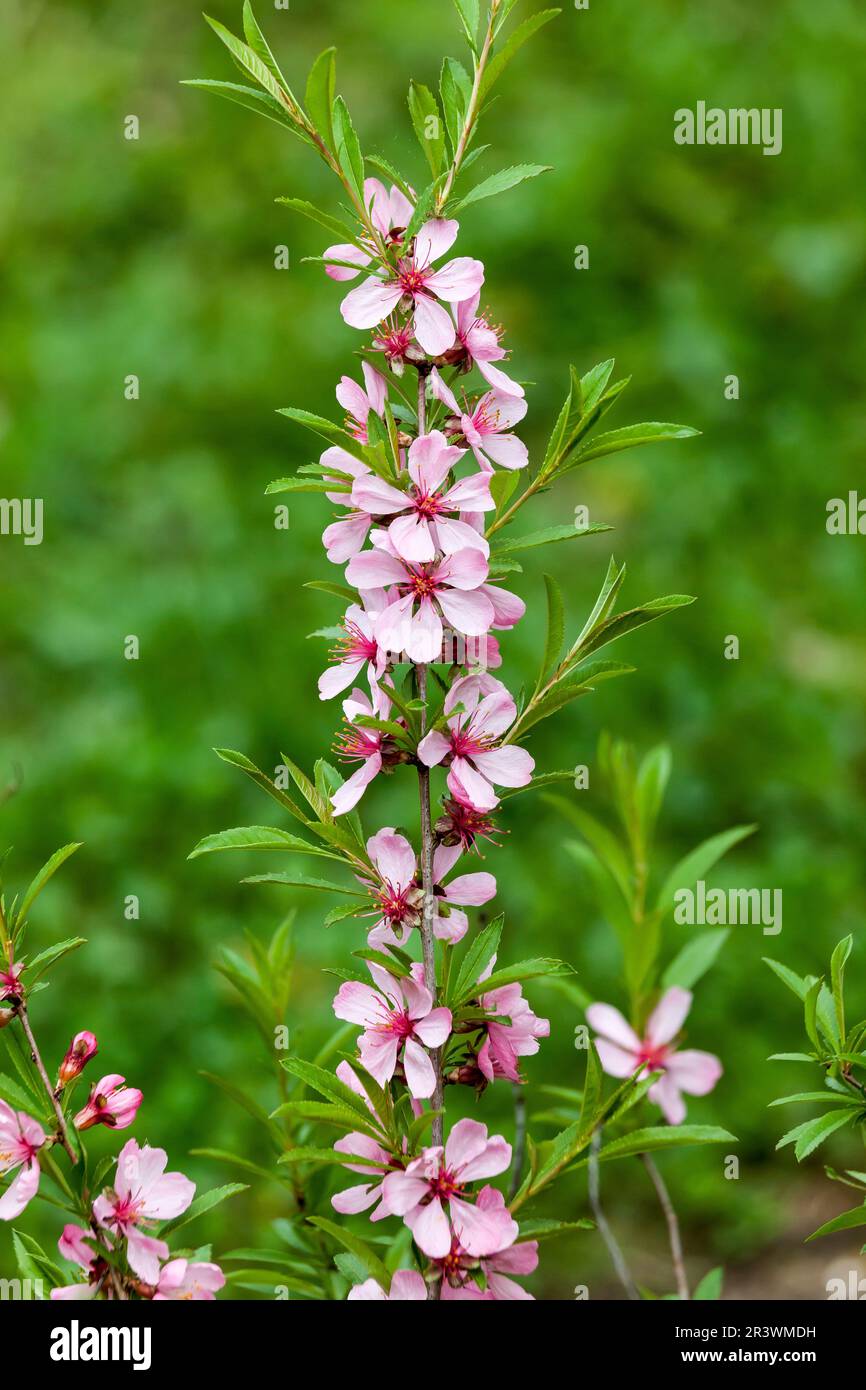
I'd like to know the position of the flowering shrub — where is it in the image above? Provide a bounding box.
[188,1,738,1299]
[0,843,236,1299]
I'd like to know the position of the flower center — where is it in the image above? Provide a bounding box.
[635,1043,669,1072]
[398,263,428,295]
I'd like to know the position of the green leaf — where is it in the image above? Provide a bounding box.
[279,1146,381,1168]
[214,747,307,823]
[451,914,504,1005]
[439,58,471,155]
[160,1183,248,1237]
[203,14,293,109]
[14,844,81,929]
[24,937,87,984]
[304,579,358,606]
[275,197,358,244]
[694,1267,724,1300]
[181,80,300,134]
[457,957,569,1004]
[242,872,362,895]
[831,934,853,1043]
[305,48,336,148]
[548,802,632,905]
[575,594,697,666]
[332,96,365,201]
[453,0,481,51]
[574,421,700,466]
[189,826,336,860]
[493,523,610,554]
[764,957,809,1001]
[662,930,730,991]
[636,744,672,845]
[516,1217,594,1240]
[0,1073,36,1112]
[806,1202,866,1242]
[408,82,445,177]
[655,826,757,919]
[481,10,560,97]
[453,163,551,212]
[596,1125,736,1163]
[769,1091,862,1108]
[242,1,291,92]
[789,1110,855,1161]
[306,1216,391,1287]
[281,1058,382,1128]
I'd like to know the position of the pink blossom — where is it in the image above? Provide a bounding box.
[417,672,534,811]
[449,293,524,397]
[351,430,493,564]
[337,362,388,444]
[320,446,374,562]
[58,1031,99,1087]
[333,962,452,1099]
[331,1061,401,1220]
[93,1138,195,1283]
[318,592,389,701]
[476,964,550,1084]
[360,827,496,949]
[51,1224,101,1300]
[587,988,723,1125]
[382,1118,515,1259]
[346,542,493,664]
[154,1258,226,1301]
[430,370,528,471]
[348,1269,428,1300]
[324,180,414,281]
[331,683,396,816]
[0,1100,46,1221]
[438,1188,538,1299]
[340,220,484,357]
[73,1073,143,1132]
[0,961,24,1003]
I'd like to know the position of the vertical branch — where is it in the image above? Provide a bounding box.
[641,1152,689,1300]
[415,366,444,1150]
[508,1082,527,1201]
[15,1001,78,1165]
[435,0,500,212]
[588,1130,639,1300]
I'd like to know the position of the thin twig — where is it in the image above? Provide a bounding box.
[588,1130,639,1300]
[435,0,500,213]
[641,1152,689,1300]
[15,1002,78,1164]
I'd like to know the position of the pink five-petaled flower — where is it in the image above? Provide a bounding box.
[340,219,485,358]
[351,430,494,564]
[448,292,524,398]
[333,961,452,1099]
[430,370,528,471]
[346,541,493,664]
[57,1031,99,1087]
[348,1270,428,1301]
[361,827,497,949]
[417,672,535,812]
[382,1117,515,1259]
[0,1100,46,1221]
[51,1224,100,1300]
[587,987,723,1126]
[337,362,388,445]
[438,1187,539,1300]
[332,683,396,816]
[93,1138,196,1284]
[154,1259,226,1301]
[318,592,388,701]
[331,1060,405,1221]
[324,179,415,281]
[476,961,550,1085]
[73,1073,143,1132]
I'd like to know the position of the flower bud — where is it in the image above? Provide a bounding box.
[0,1008,14,1030]
[73,1074,143,1132]
[0,962,24,1004]
[57,1031,99,1087]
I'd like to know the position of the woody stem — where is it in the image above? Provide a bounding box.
[15,1001,78,1165]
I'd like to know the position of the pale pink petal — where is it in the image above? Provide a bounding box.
[388,1269,428,1300]
[358,1032,401,1087]
[586,1003,642,1052]
[480,433,529,470]
[416,729,451,768]
[649,1073,687,1125]
[324,243,370,282]
[665,1050,723,1097]
[331,753,382,815]
[347,1277,388,1300]
[374,593,415,659]
[415,219,459,267]
[381,1170,430,1215]
[341,276,404,330]
[478,357,524,397]
[450,1195,518,1256]
[125,1230,169,1284]
[368,830,416,891]
[482,583,526,628]
[389,512,436,563]
[405,597,443,663]
[425,257,486,303]
[448,759,498,812]
[402,1038,436,1098]
[646,987,693,1047]
[428,368,462,416]
[413,1007,452,1048]
[323,513,371,564]
[443,871,497,906]
[437,587,495,637]
[333,979,381,1027]
[444,1118,491,1172]
[351,475,407,515]
[413,296,457,356]
[0,1161,39,1221]
[470,745,534,789]
[407,1196,452,1258]
[594,1038,640,1078]
[318,658,365,701]
[345,548,406,588]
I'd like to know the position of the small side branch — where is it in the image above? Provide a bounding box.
[641,1152,689,1300]
[588,1130,639,1300]
[16,1002,78,1165]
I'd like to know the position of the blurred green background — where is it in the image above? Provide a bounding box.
[1,0,865,1299]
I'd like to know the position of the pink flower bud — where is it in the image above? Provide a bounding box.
[73,1074,142,1132]
[0,962,24,1004]
[57,1031,99,1087]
